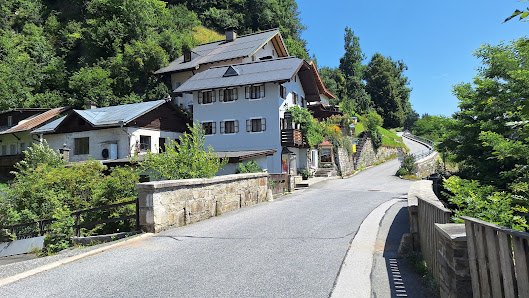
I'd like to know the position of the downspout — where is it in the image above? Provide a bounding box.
[119,121,133,157]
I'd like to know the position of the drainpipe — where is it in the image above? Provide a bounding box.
[119,121,133,157]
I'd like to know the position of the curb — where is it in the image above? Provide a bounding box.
[0,233,153,288]
[331,199,400,298]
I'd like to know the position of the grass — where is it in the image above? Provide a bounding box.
[193,26,224,44]
[408,252,439,293]
[402,174,421,180]
[378,126,407,149]
[354,122,365,137]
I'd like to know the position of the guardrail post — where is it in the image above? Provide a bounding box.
[75,213,81,237]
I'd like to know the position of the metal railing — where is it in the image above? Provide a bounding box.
[403,132,436,160]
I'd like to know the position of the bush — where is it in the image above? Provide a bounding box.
[396,168,409,176]
[42,206,75,255]
[139,122,227,180]
[236,161,263,174]
[371,129,383,149]
[299,169,311,179]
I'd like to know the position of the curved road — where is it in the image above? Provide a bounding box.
[2,138,430,297]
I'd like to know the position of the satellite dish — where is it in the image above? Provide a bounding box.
[102,148,109,159]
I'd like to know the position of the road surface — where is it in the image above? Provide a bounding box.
[1,137,430,297]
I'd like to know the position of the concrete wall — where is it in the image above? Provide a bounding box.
[136,173,269,233]
[354,138,399,170]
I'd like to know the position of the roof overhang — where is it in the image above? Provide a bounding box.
[297,61,322,102]
[308,61,336,100]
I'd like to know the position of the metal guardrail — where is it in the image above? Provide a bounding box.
[403,132,436,160]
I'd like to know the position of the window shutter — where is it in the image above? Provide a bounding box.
[262,118,266,131]
[219,90,224,102]
[233,88,238,100]
[246,120,251,132]
[198,91,203,104]
[212,122,217,134]
[245,87,250,99]
[235,120,239,133]
[260,85,265,98]
[212,90,216,102]
[220,121,225,134]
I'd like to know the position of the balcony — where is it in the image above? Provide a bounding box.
[281,129,304,147]
[0,154,24,167]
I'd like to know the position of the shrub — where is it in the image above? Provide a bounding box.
[42,206,75,255]
[299,169,311,179]
[396,168,409,176]
[139,122,227,180]
[236,161,263,174]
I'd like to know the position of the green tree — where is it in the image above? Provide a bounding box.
[412,115,452,142]
[139,122,227,180]
[364,53,411,128]
[287,106,324,147]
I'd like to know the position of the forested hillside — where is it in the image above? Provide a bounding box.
[0,0,308,110]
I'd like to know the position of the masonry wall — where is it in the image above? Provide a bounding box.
[415,152,441,178]
[354,138,399,170]
[335,147,354,177]
[136,173,269,233]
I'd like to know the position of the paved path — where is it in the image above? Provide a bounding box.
[1,137,431,297]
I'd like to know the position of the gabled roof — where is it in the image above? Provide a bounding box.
[0,107,70,135]
[32,100,169,134]
[308,61,336,100]
[174,56,321,102]
[154,28,288,75]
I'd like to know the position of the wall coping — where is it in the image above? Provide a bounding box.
[416,151,439,163]
[136,172,268,191]
[408,180,438,207]
[435,223,467,242]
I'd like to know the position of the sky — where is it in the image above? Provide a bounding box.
[297,0,528,117]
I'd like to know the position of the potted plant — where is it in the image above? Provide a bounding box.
[299,169,311,180]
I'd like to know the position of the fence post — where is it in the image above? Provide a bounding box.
[75,213,81,237]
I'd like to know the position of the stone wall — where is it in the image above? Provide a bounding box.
[436,223,472,298]
[415,151,441,178]
[354,137,399,170]
[335,147,355,176]
[136,173,269,233]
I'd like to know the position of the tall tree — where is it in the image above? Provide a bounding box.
[338,27,370,114]
[364,53,411,128]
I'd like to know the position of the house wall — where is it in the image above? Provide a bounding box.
[216,155,269,176]
[0,132,36,156]
[43,127,181,162]
[193,74,307,174]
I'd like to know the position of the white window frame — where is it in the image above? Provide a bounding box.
[219,88,238,103]
[198,90,216,105]
[246,117,266,133]
[202,121,216,135]
[220,119,239,134]
[245,84,265,100]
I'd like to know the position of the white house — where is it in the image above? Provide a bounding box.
[31,100,189,163]
[0,107,70,177]
[174,56,325,174]
[155,28,289,113]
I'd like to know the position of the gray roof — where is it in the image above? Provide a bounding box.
[155,29,283,74]
[175,57,305,93]
[215,149,277,161]
[32,100,168,134]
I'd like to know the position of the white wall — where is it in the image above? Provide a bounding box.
[193,74,308,173]
[0,132,37,156]
[42,127,181,162]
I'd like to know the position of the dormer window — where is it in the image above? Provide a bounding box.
[184,50,192,62]
[223,66,239,77]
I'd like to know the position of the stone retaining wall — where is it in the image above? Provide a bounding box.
[336,147,354,176]
[136,173,269,233]
[354,138,399,170]
[415,151,441,178]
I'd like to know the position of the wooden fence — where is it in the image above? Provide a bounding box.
[1,199,139,240]
[268,173,288,195]
[463,216,529,298]
[417,197,452,284]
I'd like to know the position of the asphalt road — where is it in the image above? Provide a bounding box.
[1,138,429,297]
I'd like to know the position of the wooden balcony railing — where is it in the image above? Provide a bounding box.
[281,129,304,147]
[0,154,24,166]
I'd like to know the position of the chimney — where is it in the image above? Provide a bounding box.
[226,27,236,42]
[59,143,70,163]
[85,101,97,110]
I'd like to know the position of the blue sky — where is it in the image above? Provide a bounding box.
[297,0,528,117]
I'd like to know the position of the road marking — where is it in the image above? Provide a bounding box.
[331,199,400,298]
[0,233,153,288]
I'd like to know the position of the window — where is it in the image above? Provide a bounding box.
[220,120,239,134]
[159,138,166,153]
[198,90,216,104]
[220,88,238,102]
[245,85,265,99]
[20,143,26,153]
[247,118,266,132]
[7,115,12,126]
[202,122,216,135]
[293,92,298,105]
[1,145,6,155]
[10,144,16,155]
[280,85,287,99]
[139,135,151,152]
[184,51,191,62]
[74,137,89,155]
[301,96,306,108]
